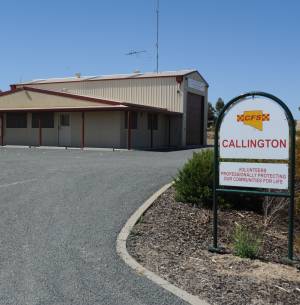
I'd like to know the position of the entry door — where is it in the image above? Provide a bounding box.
[59,113,71,146]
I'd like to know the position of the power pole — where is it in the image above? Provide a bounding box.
[156,0,159,73]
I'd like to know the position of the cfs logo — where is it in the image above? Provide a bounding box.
[236,110,270,131]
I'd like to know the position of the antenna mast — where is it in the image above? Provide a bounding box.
[156,0,159,73]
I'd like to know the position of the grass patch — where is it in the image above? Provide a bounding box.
[233,223,261,259]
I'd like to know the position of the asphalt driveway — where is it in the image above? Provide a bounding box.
[0,147,199,305]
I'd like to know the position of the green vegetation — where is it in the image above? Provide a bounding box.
[233,224,261,259]
[215,97,225,115]
[296,130,299,175]
[174,150,262,210]
[174,150,213,206]
[295,130,300,252]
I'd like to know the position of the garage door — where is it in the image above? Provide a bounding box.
[186,92,204,145]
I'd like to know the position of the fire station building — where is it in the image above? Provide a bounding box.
[0,69,208,149]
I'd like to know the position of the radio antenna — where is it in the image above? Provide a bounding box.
[125,50,146,56]
[156,0,159,73]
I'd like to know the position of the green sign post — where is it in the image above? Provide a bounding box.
[209,92,296,261]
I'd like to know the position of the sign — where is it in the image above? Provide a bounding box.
[209,92,296,261]
[187,78,206,92]
[219,162,288,190]
[220,97,289,160]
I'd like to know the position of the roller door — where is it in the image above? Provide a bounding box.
[186,92,204,145]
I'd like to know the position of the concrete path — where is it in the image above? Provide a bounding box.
[0,147,199,305]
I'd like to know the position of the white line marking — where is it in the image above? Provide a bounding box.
[0,179,37,188]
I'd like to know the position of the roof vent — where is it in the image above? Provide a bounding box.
[75,72,81,78]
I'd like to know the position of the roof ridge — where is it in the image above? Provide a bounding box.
[13,69,198,86]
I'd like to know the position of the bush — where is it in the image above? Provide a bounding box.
[233,223,261,259]
[174,149,263,210]
[174,150,214,206]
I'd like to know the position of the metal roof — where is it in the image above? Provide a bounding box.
[15,69,198,85]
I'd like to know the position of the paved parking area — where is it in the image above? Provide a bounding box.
[0,147,199,305]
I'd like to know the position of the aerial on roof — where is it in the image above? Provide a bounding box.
[14,69,199,85]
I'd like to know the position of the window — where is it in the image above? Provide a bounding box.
[6,113,27,128]
[124,111,138,129]
[32,112,54,128]
[60,114,70,126]
[148,113,158,130]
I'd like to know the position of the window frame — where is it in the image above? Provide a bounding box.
[60,113,70,127]
[32,112,55,128]
[6,112,27,128]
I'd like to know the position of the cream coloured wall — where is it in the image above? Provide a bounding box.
[2,110,182,149]
[169,115,182,147]
[70,112,82,147]
[42,114,59,146]
[3,113,58,146]
[21,77,183,113]
[0,90,119,110]
[120,111,182,149]
[84,111,122,148]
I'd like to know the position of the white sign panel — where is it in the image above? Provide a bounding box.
[219,97,289,160]
[219,162,288,190]
[188,78,206,92]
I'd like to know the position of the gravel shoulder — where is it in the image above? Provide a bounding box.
[127,187,300,305]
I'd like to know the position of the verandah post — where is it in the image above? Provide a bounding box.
[81,111,85,149]
[127,110,131,150]
[38,113,42,146]
[0,113,4,146]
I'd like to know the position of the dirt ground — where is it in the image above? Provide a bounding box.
[127,187,300,305]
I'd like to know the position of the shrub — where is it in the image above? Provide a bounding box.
[174,150,214,206]
[296,131,300,212]
[233,223,261,259]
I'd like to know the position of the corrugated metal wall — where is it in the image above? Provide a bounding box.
[23,77,183,113]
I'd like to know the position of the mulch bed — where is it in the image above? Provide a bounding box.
[127,187,300,305]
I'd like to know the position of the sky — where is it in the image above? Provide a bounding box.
[0,0,299,118]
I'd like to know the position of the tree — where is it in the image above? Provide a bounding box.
[207,102,216,123]
[215,98,225,115]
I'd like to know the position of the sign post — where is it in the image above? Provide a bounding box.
[209,92,296,261]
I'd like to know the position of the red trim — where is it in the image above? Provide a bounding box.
[0,113,3,146]
[81,112,85,149]
[168,116,171,146]
[0,88,23,97]
[0,107,127,113]
[23,86,122,106]
[10,85,17,91]
[38,114,42,146]
[176,76,183,84]
[150,114,153,148]
[127,111,131,150]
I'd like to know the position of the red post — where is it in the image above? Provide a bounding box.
[0,113,4,146]
[127,111,131,150]
[81,112,85,149]
[150,114,153,149]
[39,113,42,146]
[168,116,171,147]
